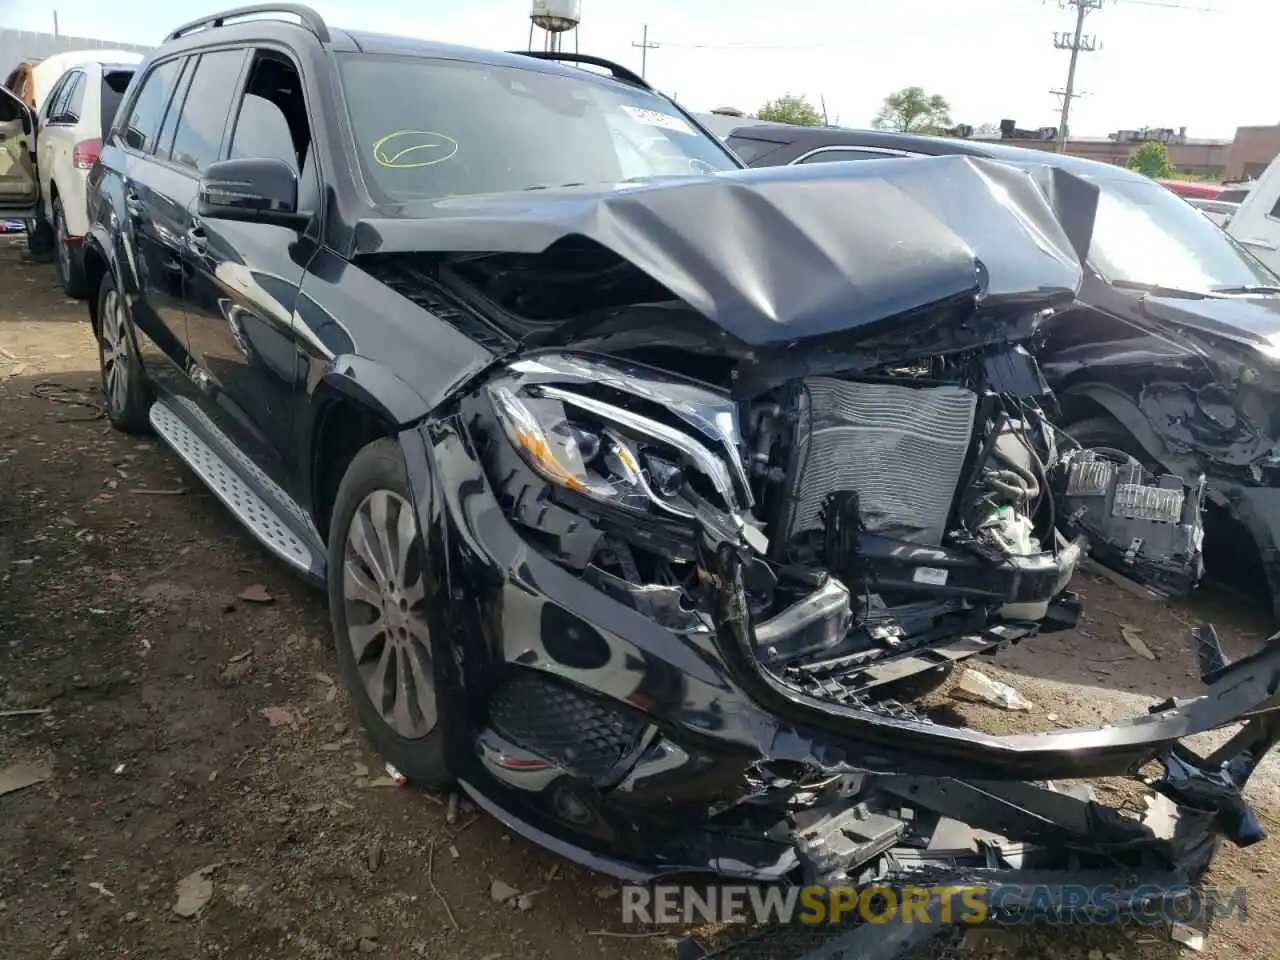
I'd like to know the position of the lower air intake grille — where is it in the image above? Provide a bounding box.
[783,378,977,546]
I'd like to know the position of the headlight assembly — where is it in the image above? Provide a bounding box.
[486,382,740,522]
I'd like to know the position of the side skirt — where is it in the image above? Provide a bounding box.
[148,393,326,583]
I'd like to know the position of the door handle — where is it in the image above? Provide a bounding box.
[185,225,207,255]
[124,189,142,219]
[1239,237,1277,252]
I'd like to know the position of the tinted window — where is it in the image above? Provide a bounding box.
[338,54,736,203]
[1088,177,1279,291]
[229,95,296,167]
[1220,188,1251,204]
[169,50,245,171]
[63,72,86,121]
[725,136,785,164]
[799,148,903,163]
[122,58,183,152]
[43,73,71,121]
[99,68,135,139]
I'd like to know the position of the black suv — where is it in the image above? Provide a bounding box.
[80,7,1280,945]
[729,123,1280,608]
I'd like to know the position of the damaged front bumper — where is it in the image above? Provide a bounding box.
[411,416,1280,909]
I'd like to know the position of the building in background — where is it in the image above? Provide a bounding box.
[1,28,152,104]
[1224,126,1280,181]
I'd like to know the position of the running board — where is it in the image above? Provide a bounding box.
[148,396,324,581]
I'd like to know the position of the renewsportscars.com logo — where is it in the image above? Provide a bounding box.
[620,884,1248,927]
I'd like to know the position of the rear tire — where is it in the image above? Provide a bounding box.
[96,271,152,434]
[53,196,86,299]
[328,438,452,788]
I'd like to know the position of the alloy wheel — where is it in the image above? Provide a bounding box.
[99,289,130,415]
[341,489,437,739]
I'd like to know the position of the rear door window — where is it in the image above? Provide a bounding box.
[167,49,247,172]
[725,136,785,164]
[63,72,87,123]
[120,58,183,153]
[100,69,135,140]
[43,73,72,123]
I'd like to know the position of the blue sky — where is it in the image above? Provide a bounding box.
[0,0,1267,139]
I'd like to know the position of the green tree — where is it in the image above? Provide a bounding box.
[1127,141,1176,179]
[756,94,824,127]
[871,87,952,133]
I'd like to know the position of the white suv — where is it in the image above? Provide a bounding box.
[34,56,143,296]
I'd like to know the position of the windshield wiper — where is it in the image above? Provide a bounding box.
[1209,284,1280,296]
[1111,280,1210,299]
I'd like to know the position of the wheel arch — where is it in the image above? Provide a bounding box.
[80,227,115,338]
[307,359,427,541]
[1056,381,1201,479]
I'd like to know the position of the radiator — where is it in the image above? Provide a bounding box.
[783,378,978,546]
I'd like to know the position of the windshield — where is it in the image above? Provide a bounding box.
[1087,176,1279,292]
[338,54,738,203]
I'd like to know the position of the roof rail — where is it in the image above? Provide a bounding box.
[165,3,330,43]
[510,51,651,91]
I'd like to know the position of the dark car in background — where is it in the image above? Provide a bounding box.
[732,122,1280,611]
[20,6,1277,956]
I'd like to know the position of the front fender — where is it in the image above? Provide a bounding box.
[318,353,437,427]
[1060,381,1203,479]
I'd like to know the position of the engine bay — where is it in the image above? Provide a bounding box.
[460,338,1211,704]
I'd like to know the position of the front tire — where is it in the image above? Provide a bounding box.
[53,197,86,298]
[328,438,451,788]
[97,272,152,434]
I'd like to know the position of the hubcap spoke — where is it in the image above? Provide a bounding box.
[342,488,436,739]
[347,617,385,662]
[100,292,131,413]
[343,558,383,610]
[348,512,390,588]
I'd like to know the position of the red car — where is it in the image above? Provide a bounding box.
[1158,178,1224,200]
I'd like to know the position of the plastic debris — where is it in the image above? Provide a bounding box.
[173,865,218,918]
[0,760,52,797]
[1120,623,1158,661]
[1170,922,1205,951]
[260,706,301,728]
[237,584,273,604]
[950,669,1035,712]
[490,879,519,903]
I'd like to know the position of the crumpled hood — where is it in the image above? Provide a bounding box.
[1141,294,1280,353]
[350,155,1097,346]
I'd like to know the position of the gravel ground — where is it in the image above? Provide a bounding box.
[1,236,1275,959]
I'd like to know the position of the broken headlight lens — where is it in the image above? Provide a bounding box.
[487,383,738,520]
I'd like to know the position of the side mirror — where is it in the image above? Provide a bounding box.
[197,157,307,230]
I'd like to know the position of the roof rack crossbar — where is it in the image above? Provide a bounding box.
[165,3,330,43]
[509,51,651,91]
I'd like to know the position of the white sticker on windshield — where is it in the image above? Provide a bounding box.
[621,104,694,135]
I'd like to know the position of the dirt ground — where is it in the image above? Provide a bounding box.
[0,235,1275,960]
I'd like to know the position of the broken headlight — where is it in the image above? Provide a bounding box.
[487,382,740,522]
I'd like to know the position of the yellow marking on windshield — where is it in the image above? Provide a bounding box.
[371,130,459,168]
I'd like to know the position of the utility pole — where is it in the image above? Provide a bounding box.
[1049,0,1104,154]
[53,10,60,38]
[632,24,659,80]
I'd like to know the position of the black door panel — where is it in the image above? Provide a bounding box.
[181,50,313,498]
[113,56,192,388]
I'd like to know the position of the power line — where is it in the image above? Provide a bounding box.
[1049,0,1105,154]
[631,23,659,79]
